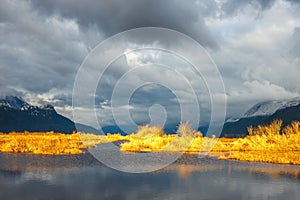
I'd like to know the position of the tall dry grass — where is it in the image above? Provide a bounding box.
[225,120,300,164]
[0,132,122,155]
[1,120,300,165]
[120,123,203,152]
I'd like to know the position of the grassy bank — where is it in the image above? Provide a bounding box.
[0,120,300,165]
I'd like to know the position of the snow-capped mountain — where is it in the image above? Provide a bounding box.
[0,96,55,110]
[221,97,300,137]
[0,96,57,117]
[0,96,30,110]
[0,96,101,134]
[0,96,76,133]
[244,97,300,118]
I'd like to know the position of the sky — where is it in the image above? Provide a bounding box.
[1,0,300,129]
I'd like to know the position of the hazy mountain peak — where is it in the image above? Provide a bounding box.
[39,104,55,111]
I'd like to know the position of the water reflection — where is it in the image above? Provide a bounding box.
[0,152,99,172]
[160,154,300,180]
[0,153,300,200]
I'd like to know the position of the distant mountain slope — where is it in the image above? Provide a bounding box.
[244,97,300,117]
[221,98,300,137]
[263,104,300,127]
[101,125,127,135]
[221,116,268,137]
[101,123,179,135]
[0,96,76,133]
[75,123,101,134]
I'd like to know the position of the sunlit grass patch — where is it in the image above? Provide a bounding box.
[120,123,204,152]
[221,120,300,164]
[0,132,85,154]
[0,132,124,155]
[1,120,300,165]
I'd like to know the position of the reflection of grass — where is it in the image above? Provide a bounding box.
[1,120,300,165]
[161,159,300,179]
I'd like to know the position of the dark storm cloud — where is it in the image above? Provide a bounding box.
[1,0,300,127]
[31,0,219,49]
[49,93,73,107]
[221,0,276,16]
[221,0,300,17]
[286,0,300,4]
[0,0,87,95]
[289,27,300,57]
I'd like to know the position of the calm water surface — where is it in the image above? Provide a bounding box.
[0,152,300,200]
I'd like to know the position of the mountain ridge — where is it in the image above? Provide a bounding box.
[0,96,100,134]
[243,97,300,118]
[2,96,300,136]
[221,98,300,137]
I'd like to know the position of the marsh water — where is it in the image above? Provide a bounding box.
[1,152,300,200]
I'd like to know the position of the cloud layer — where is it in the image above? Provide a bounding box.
[1,0,300,128]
